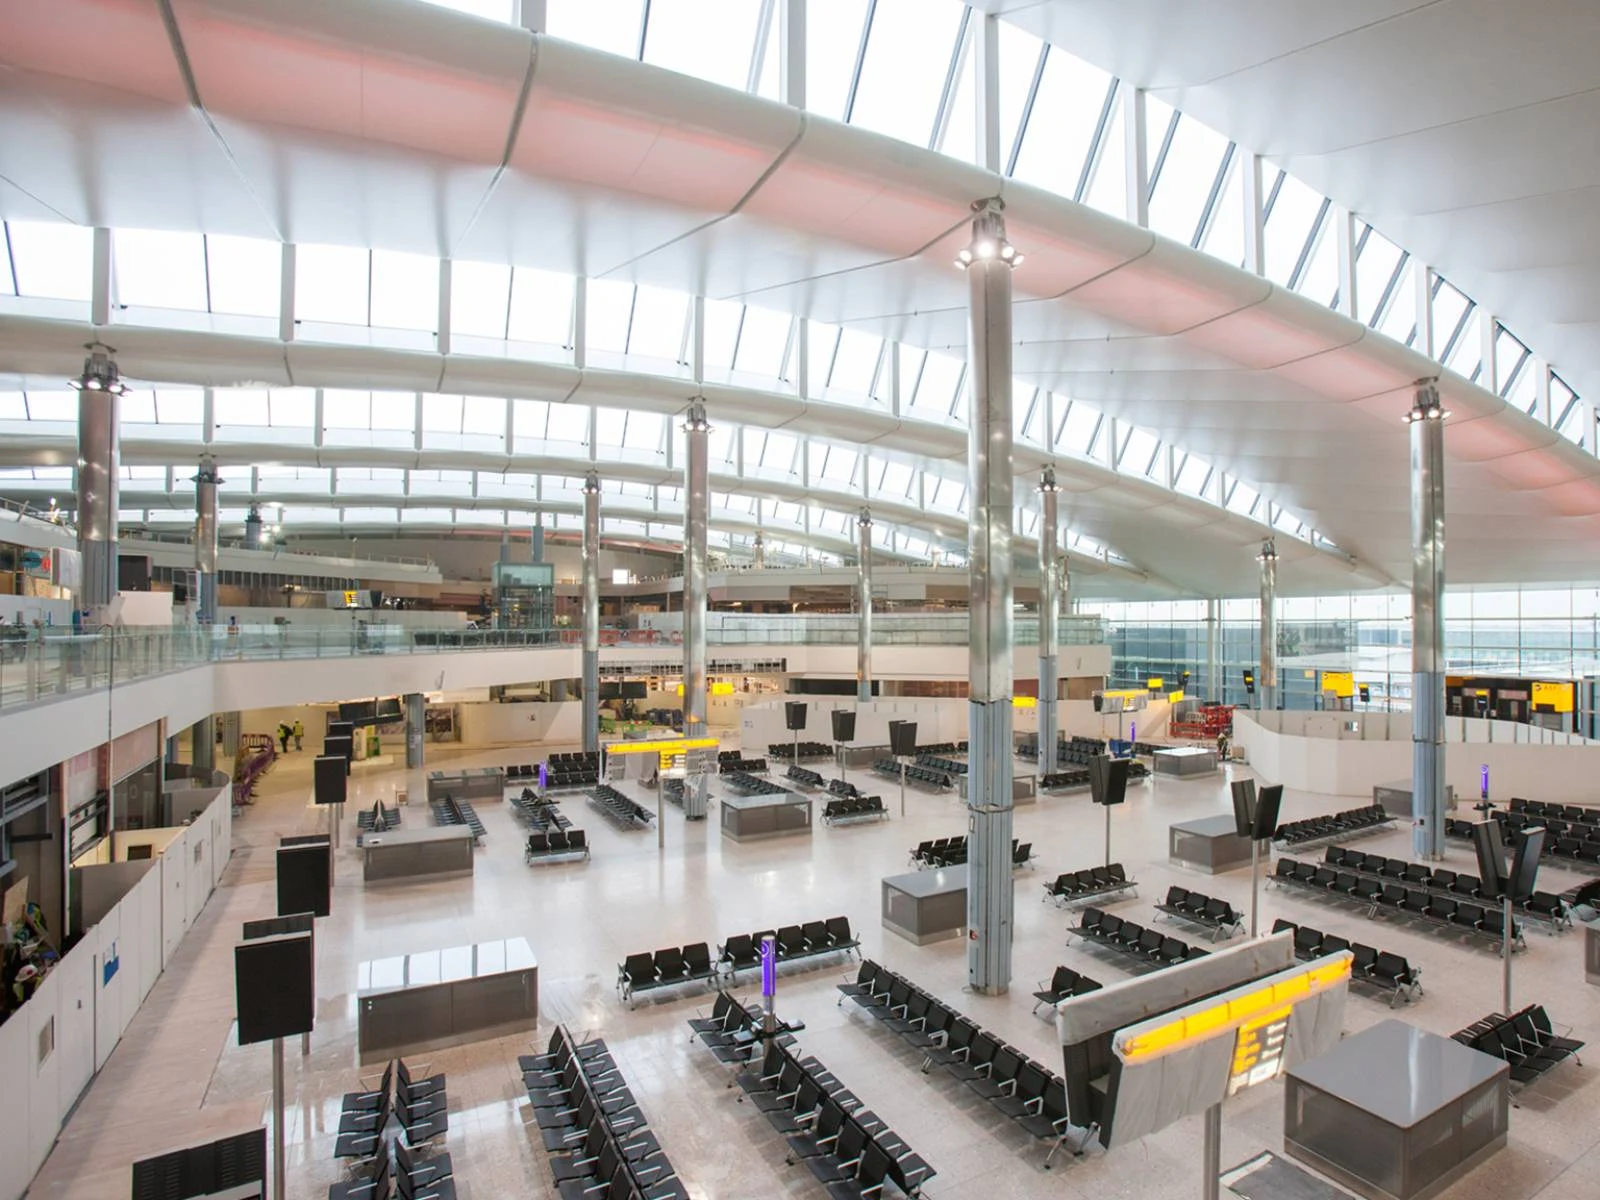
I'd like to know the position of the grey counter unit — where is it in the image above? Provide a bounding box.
[1168,813,1255,874]
[357,936,537,1061]
[426,767,504,803]
[1153,746,1218,777]
[362,825,476,883]
[1373,778,1455,819]
[719,791,813,842]
[881,864,977,945]
[1284,1019,1507,1200]
[958,772,1037,805]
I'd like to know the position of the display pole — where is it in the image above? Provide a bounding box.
[760,934,778,1034]
[899,760,907,819]
[658,767,666,850]
[272,1036,286,1200]
[1502,895,1513,1013]
[1202,1102,1221,1200]
[1104,802,1112,868]
[1249,839,1261,937]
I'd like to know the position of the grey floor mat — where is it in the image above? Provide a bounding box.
[1222,1151,1354,1200]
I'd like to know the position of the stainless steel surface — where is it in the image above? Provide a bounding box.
[1502,895,1513,1014]
[1203,1102,1221,1200]
[683,401,709,736]
[582,470,601,754]
[883,864,974,945]
[1206,597,1219,701]
[271,1036,285,1200]
[719,791,812,841]
[194,456,220,624]
[356,937,537,1060]
[1037,468,1060,774]
[76,387,119,609]
[361,825,475,882]
[193,715,216,775]
[1410,380,1448,859]
[962,198,1017,995]
[1169,814,1256,874]
[1258,538,1278,712]
[856,508,872,704]
[404,691,424,770]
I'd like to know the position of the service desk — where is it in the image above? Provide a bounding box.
[426,767,504,804]
[362,825,475,883]
[1168,813,1254,874]
[357,937,537,1061]
[1373,778,1456,820]
[958,773,1037,805]
[720,791,812,842]
[1153,746,1218,777]
[838,744,889,769]
[1284,1019,1507,1200]
[881,865,979,945]
[1583,918,1600,986]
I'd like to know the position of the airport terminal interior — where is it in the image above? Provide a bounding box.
[4,3,1600,1199]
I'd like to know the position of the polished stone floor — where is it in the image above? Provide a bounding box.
[31,737,1600,1199]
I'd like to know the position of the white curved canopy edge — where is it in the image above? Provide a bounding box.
[1,0,1596,591]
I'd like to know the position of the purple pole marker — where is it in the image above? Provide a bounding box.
[1480,763,1489,802]
[759,934,778,1032]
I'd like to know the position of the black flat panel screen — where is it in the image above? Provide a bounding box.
[1089,756,1130,806]
[276,842,331,918]
[599,682,623,700]
[784,701,807,731]
[831,710,857,742]
[374,697,403,723]
[243,912,313,941]
[313,755,347,806]
[1472,819,1509,901]
[1509,826,1546,903]
[887,720,917,758]
[338,700,377,726]
[326,719,354,741]
[235,933,314,1045]
[1229,780,1257,839]
[620,681,648,699]
[1253,785,1285,841]
[132,1128,266,1200]
[323,736,353,765]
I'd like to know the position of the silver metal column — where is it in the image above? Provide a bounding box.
[74,349,121,610]
[193,716,216,775]
[531,517,545,563]
[1205,598,1220,702]
[856,509,873,704]
[244,504,266,549]
[1037,468,1060,775]
[958,199,1020,995]
[1258,539,1278,712]
[404,691,424,769]
[1409,379,1448,859]
[194,457,221,625]
[581,471,601,754]
[682,402,710,737]
[753,532,765,569]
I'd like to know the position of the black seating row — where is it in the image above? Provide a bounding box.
[523,1025,688,1200]
[838,961,1074,1165]
[510,788,573,832]
[873,758,954,791]
[525,829,590,863]
[916,754,968,776]
[729,1031,935,1196]
[1273,803,1393,848]
[1041,863,1136,906]
[827,778,862,798]
[429,796,485,842]
[769,741,832,762]
[1069,908,1206,970]
[1322,846,1570,929]
[722,771,785,797]
[618,943,717,1005]
[547,751,599,768]
[662,778,685,807]
[686,990,795,1070]
[785,765,825,789]
[1452,1005,1584,1089]
[1154,886,1244,940]
[1272,919,1422,1006]
[329,1138,453,1200]
[588,785,655,829]
[717,757,768,775]
[823,794,887,824]
[910,836,1032,869]
[1273,857,1526,952]
[1510,797,1597,824]
[545,768,599,790]
[356,801,402,833]
[335,1059,449,1163]
[506,762,539,780]
[720,917,859,976]
[1038,768,1091,792]
[1031,965,1102,1014]
[915,741,966,755]
[1448,812,1600,869]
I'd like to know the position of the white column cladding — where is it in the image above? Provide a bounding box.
[778,0,805,108]
[682,402,711,736]
[404,692,425,769]
[753,532,766,569]
[581,471,601,754]
[856,509,873,704]
[1242,152,1266,276]
[1121,82,1149,228]
[74,349,121,610]
[1037,468,1060,775]
[194,457,221,625]
[956,198,1020,995]
[1205,598,1220,702]
[1257,539,1278,712]
[973,13,1001,173]
[1408,380,1449,859]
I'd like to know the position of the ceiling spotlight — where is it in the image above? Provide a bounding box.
[975,240,995,259]
[999,243,1015,261]
[1428,405,1441,419]
[955,248,973,268]
[1010,253,1025,268]
[70,343,127,395]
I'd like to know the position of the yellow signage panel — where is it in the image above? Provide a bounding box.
[605,737,720,757]
[1102,688,1145,701]
[1146,677,1164,690]
[1167,690,1185,704]
[711,681,735,696]
[342,590,359,607]
[1321,671,1355,699]
[1533,680,1575,713]
[1011,696,1037,709]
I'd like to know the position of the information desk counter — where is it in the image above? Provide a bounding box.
[1284,1019,1507,1200]
[1168,813,1254,874]
[719,791,812,842]
[1153,746,1218,777]
[362,825,475,883]
[357,937,538,1061]
[881,865,977,945]
[426,767,504,803]
[1584,918,1600,986]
